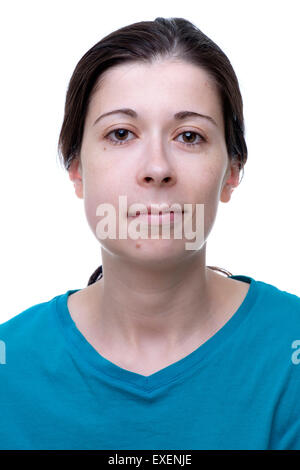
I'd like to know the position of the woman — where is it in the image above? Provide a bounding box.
[1,17,300,450]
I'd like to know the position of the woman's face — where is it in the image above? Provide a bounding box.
[69,59,239,265]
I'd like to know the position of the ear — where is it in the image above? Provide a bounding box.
[68,158,83,199]
[220,159,241,203]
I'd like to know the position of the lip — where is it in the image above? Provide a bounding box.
[128,211,183,225]
[127,203,184,217]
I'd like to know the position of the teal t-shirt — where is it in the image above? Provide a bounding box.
[1,274,300,450]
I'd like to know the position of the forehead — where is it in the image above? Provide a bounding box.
[87,59,223,129]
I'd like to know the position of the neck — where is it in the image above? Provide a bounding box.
[90,247,222,356]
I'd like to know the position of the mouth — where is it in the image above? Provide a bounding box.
[127,207,185,225]
[127,204,185,218]
[129,210,183,216]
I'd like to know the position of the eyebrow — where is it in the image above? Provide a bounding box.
[93,108,218,127]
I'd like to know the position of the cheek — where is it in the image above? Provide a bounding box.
[190,162,223,203]
[188,165,224,237]
[82,170,126,243]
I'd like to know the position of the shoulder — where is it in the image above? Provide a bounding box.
[0,292,58,328]
[0,290,74,353]
[241,277,300,448]
[229,273,300,318]
[241,276,300,349]
[243,276,300,387]
[222,272,300,330]
[0,289,83,378]
[253,277,300,318]
[229,275,300,359]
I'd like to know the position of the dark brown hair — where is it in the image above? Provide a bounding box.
[57,17,248,285]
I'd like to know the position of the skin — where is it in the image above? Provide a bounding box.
[68,58,249,375]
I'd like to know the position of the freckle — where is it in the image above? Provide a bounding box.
[103,147,106,150]
[135,243,141,248]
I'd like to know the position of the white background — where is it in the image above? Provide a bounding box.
[1,0,299,322]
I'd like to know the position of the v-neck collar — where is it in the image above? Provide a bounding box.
[55,273,260,393]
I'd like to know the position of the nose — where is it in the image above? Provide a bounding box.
[137,138,177,188]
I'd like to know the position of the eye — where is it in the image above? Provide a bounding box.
[104,128,135,146]
[103,128,206,147]
[175,130,206,147]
